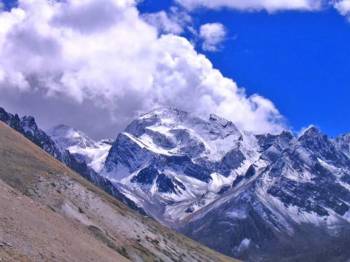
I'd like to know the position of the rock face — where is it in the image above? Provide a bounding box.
[102,108,350,261]
[0,108,62,159]
[335,133,350,158]
[0,107,142,215]
[181,128,350,261]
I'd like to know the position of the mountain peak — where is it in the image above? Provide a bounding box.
[0,107,11,121]
[137,108,240,134]
[48,124,96,150]
[298,125,323,139]
[21,115,37,127]
[139,107,189,121]
[48,124,111,173]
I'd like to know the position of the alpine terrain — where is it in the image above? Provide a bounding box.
[98,108,350,262]
[0,115,236,262]
[2,106,350,261]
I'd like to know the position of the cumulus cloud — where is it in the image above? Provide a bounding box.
[0,0,285,137]
[143,7,192,35]
[176,0,323,12]
[199,22,226,51]
[334,0,350,18]
[143,11,183,34]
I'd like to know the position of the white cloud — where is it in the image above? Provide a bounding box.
[0,0,285,136]
[176,0,323,12]
[143,11,184,34]
[334,0,350,18]
[199,22,226,51]
[143,7,192,35]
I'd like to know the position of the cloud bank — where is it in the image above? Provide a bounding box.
[175,0,350,20]
[0,0,285,137]
[176,0,323,12]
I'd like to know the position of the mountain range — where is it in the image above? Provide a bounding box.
[0,119,234,262]
[1,106,350,261]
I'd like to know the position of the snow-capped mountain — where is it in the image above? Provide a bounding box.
[48,125,112,173]
[0,107,144,215]
[4,105,350,261]
[181,127,350,261]
[102,108,350,261]
[335,133,350,159]
[0,108,99,180]
[102,108,261,224]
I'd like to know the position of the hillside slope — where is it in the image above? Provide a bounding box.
[0,122,237,262]
[0,180,129,262]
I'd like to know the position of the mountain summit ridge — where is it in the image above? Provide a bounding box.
[99,107,350,261]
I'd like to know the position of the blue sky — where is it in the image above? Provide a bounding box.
[139,0,350,136]
[0,0,349,138]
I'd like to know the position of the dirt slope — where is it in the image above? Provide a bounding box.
[0,122,238,262]
[0,179,129,262]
